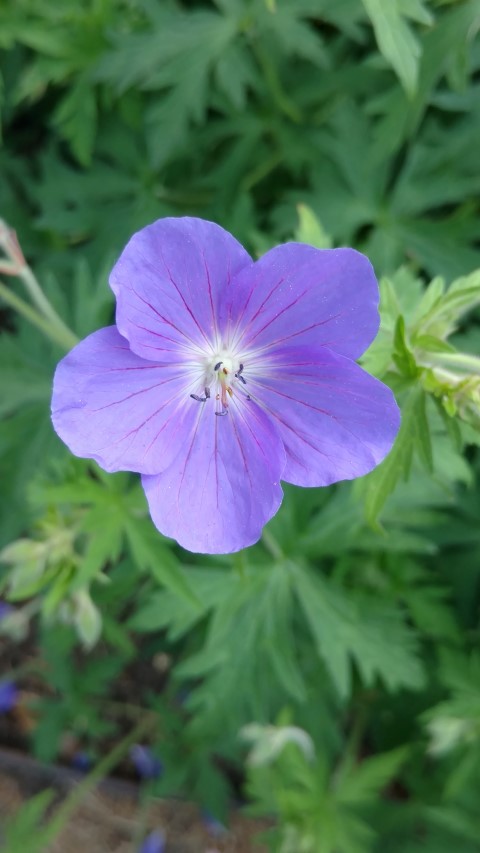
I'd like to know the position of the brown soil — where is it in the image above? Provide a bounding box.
[0,746,269,852]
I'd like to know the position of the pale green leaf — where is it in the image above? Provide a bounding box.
[363,387,421,524]
[362,0,422,95]
[294,203,332,248]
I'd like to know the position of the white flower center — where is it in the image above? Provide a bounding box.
[210,352,234,376]
[189,349,250,416]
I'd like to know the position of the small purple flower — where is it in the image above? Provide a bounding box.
[51,218,400,554]
[0,681,18,713]
[130,744,163,780]
[202,811,227,837]
[139,830,165,853]
[71,751,92,772]
[0,601,12,620]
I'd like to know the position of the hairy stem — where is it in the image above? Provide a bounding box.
[0,280,76,350]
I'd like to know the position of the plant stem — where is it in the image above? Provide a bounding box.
[19,264,78,348]
[424,351,480,375]
[252,42,302,124]
[232,549,248,578]
[0,280,78,350]
[41,714,157,847]
[262,528,284,560]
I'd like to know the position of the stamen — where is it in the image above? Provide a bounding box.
[235,363,246,384]
[194,355,249,416]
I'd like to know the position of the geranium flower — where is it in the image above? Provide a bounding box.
[52,218,399,554]
[130,744,164,780]
[0,681,18,713]
[138,830,165,853]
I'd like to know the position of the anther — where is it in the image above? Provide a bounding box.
[215,410,228,417]
[190,393,207,403]
[235,363,246,384]
[204,387,211,399]
[214,361,223,371]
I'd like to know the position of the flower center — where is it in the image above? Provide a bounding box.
[189,350,250,416]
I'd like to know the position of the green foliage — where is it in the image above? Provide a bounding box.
[361,0,432,96]
[1,0,480,849]
[1,789,55,853]
[245,728,408,853]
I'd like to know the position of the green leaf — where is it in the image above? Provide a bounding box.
[125,518,201,609]
[420,269,480,339]
[52,79,97,166]
[97,7,238,168]
[361,0,424,96]
[73,589,102,650]
[413,389,434,472]
[3,789,56,853]
[293,565,425,698]
[363,387,423,524]
[392,315,419,377]
[294,203,332,248]
[337,747,408,806]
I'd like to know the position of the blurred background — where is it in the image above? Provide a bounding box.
[1,1,480,851]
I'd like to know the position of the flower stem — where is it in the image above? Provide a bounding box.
[251,41,302,124]
[423,351,480,375]
[19,264,77,347]
[40,714,157,847]
[261,528,284,560]
[0,218,78,350]
[0,280,77,349]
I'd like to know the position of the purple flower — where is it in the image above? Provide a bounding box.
[202,811,227,837]
[51,218,400,554]
[0,601,12,620]
[71,751,92,772]
[130,744,163,779]
[0,681,18,713]
[138,830,165,853]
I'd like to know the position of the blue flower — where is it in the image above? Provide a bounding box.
[202,811,227,837]
[52,217,400,555]
[71,752,92,772]
[138,830,165,853]
[0,681,18,713]
[0,601,12,620]
[130,745,163,780]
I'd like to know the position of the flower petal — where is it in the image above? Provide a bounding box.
[51,327,198,474]
[110,217,252,361]
[249,345,400,487]
[142,398,286,554]
[220,243,379,360]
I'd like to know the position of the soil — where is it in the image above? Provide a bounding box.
[0,632,270,852]
[0,745,269,852]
